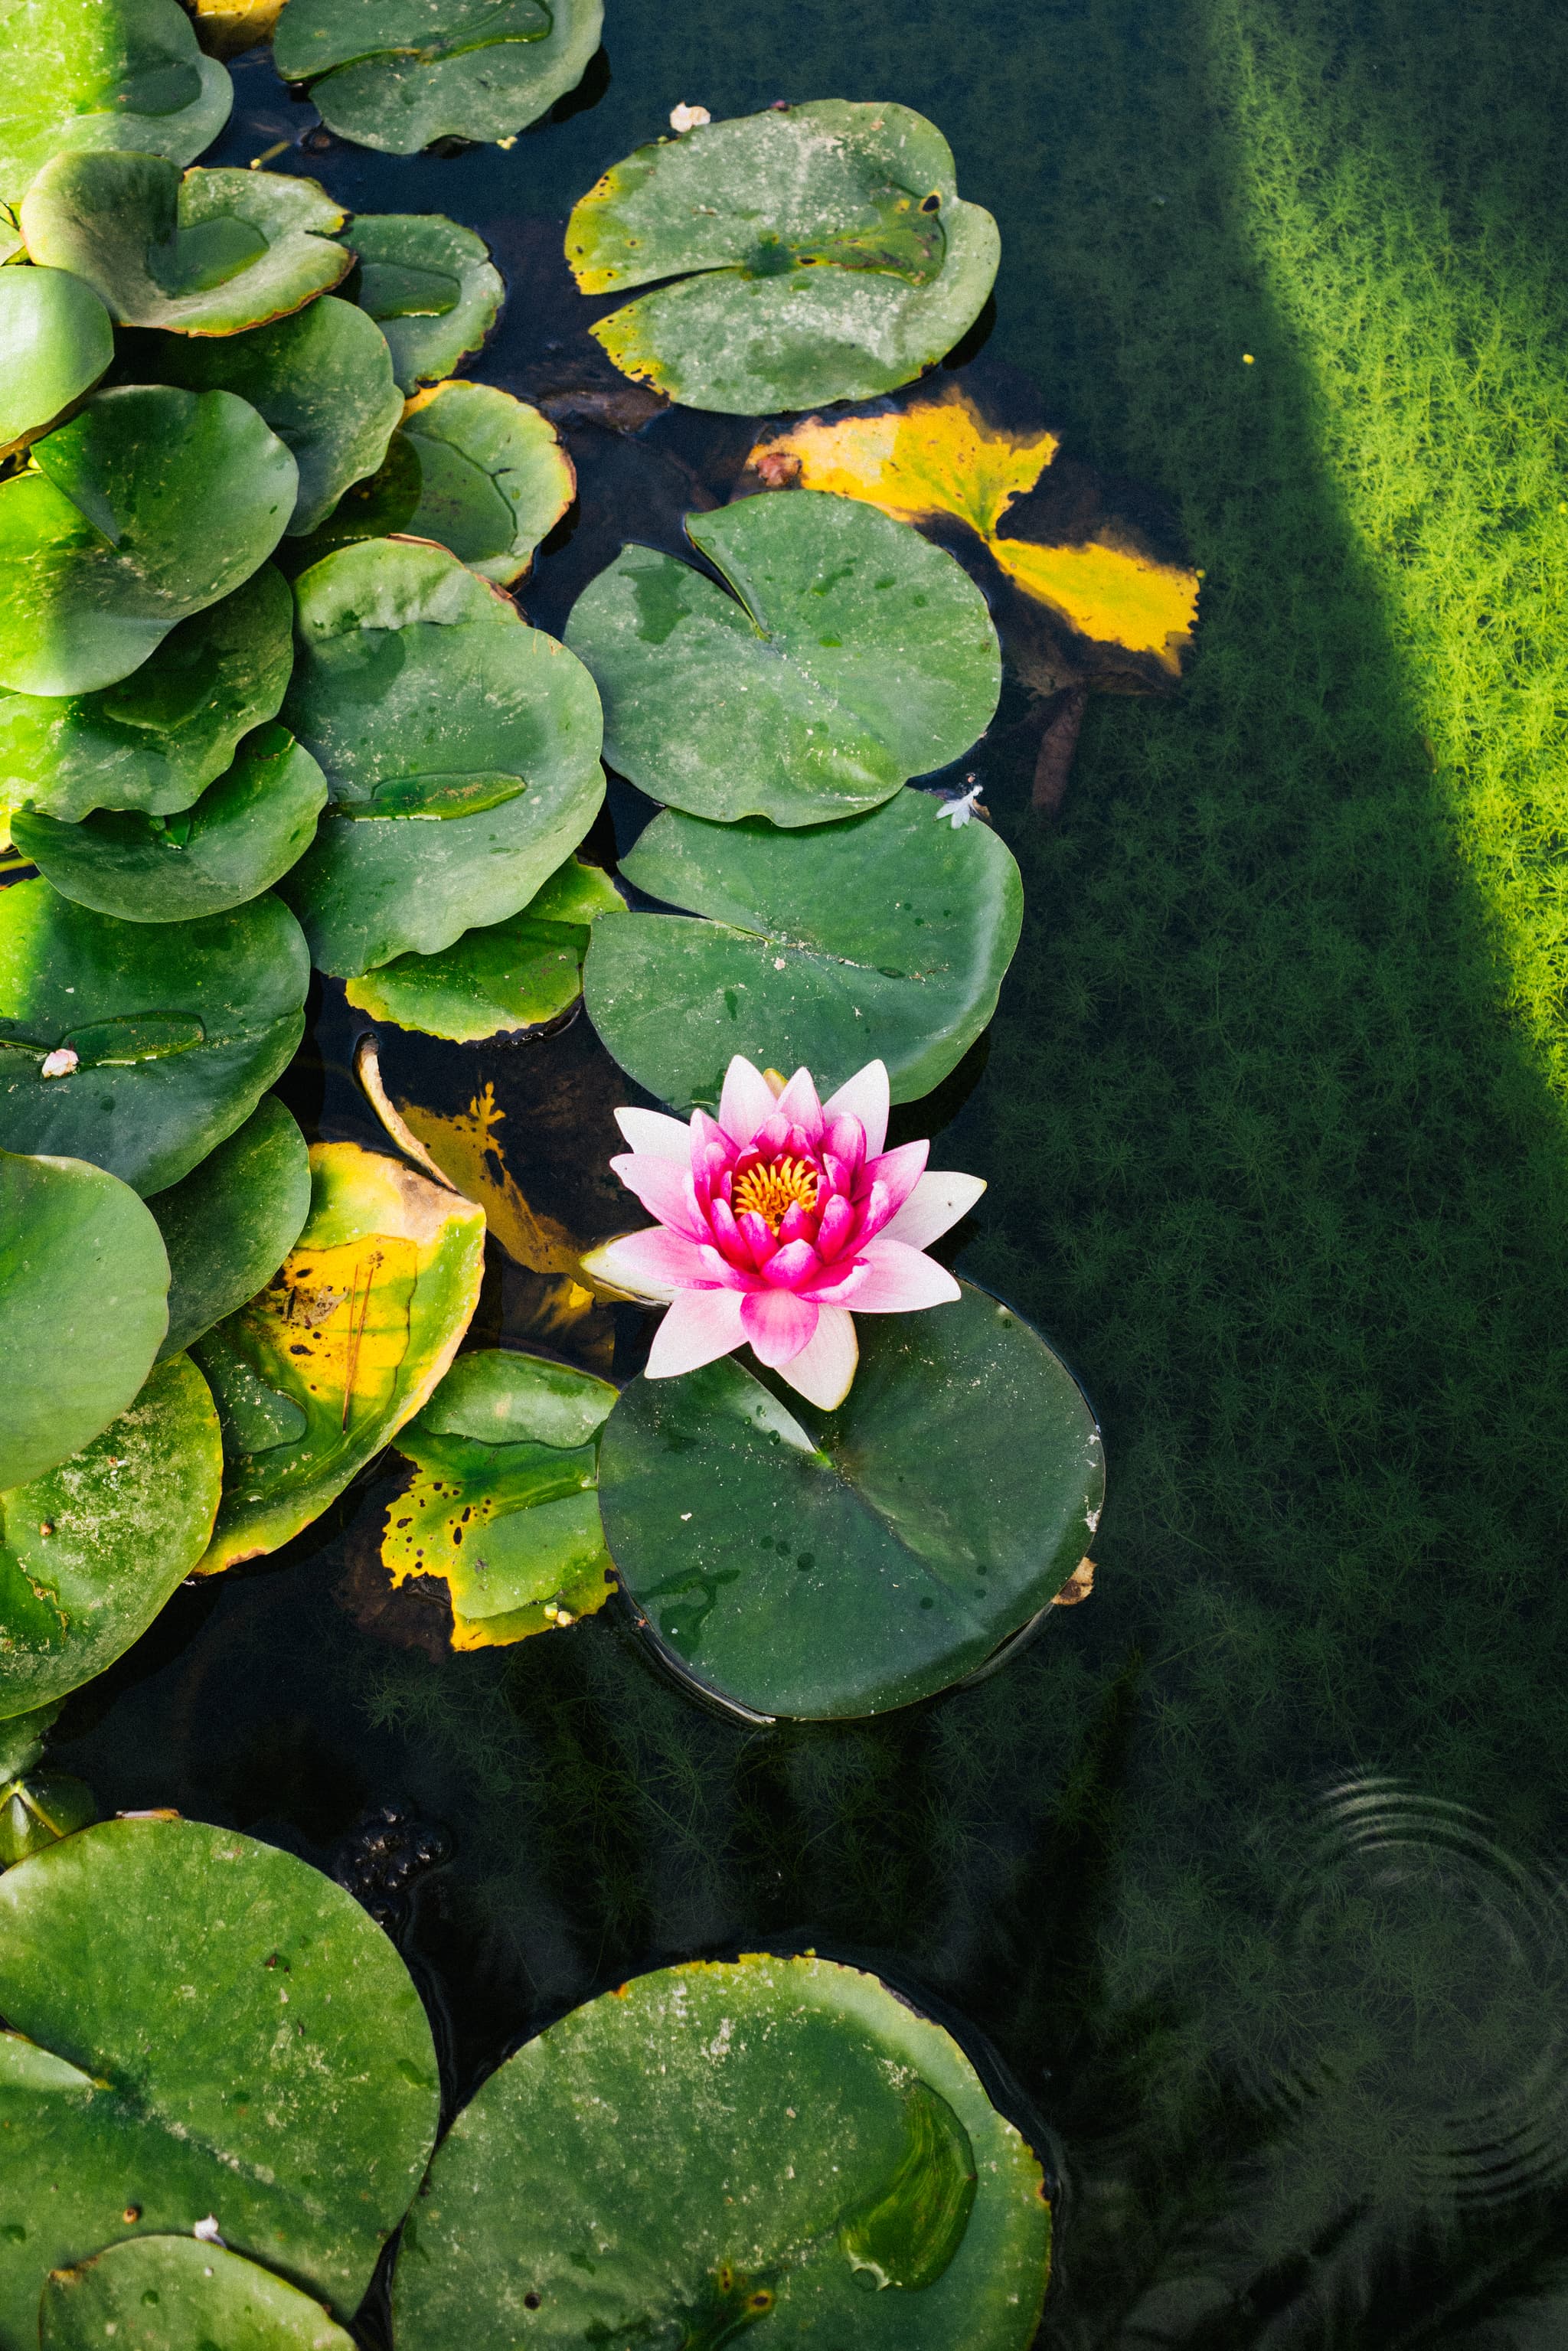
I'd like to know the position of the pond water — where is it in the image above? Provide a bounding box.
[51,1,1568,2342]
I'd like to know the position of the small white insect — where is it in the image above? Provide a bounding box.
[669,103,711,134]
[935,779,985,828]
[39,1047,78,1079]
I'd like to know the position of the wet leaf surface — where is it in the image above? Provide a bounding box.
[41,2236,356,2351]
[341,212,501,390]
[0,0,231,204]
[390,1951,1050,2349]
[599,1281,1102,1719]
[147,1092,312,1358]
[0,1817,439,2326]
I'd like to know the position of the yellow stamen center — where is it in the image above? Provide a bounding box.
[733,1154,819,1234]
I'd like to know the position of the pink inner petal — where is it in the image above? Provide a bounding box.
[860,1138,929,1218]
[843,1236,962,1314]
[815,1192,856,1261]
[776,1200,818,1249]
[736,1207,779,1269]
[764,1239,824,1291]
[609,1152,709,1242]
[771,1066,825,1138]
[645,1286,748,1378]
[740,1286,820,1366]
[823,1117,866,1180]
[718,1056,778,1148]
[822,1060,890,1159]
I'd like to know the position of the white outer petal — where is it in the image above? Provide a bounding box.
[614,1106,694,1164]
[880,1171,987,1249]
[773,1306,858,1409]
[580,1233,678,1302]
[822,1059,890,1158]
[645,1287,747,1377]
[719,1056,777,1147]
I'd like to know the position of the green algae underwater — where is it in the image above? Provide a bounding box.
[51,0,1568,2340]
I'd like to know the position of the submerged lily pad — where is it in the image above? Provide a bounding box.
[584,789,1022,1110]
[193,1140,485,1572]
[0,565,295,823]
[278,537,604,975]
[0,0,232,205]
[0,1816,440,2327]
[0,880,309,1194]
[566,491,999,825]
[342,214,501,391]
[275,0,604,155]
[750,379,1201,691]
[316,379,574,583]
[0,267,113,458]
[0,1353,222,1721]
[13,727,328,924]
[136,294,402,534]
[0,1148,168,1493]
[0,386,296,696]
[567,102,1000,415]
[147,1092,312,1358]
[345,854,619,1040]
[42,2238,356,2351]
[22,154,350,335]
[391,1951,1050,2349]
[384,1347,616,1647]
[599,1281,1102,1720]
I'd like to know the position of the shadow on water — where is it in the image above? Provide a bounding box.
[51,0,1568,2340]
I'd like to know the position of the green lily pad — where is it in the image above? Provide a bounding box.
[341,214,501,392]
[598,1281,1103,1720]
[0,1769,96,1866]
[41,2237,356,2351]
[384,1346,617,1647]
[567,102,1001,416]
[566,491,1000,825]
[0,0,232,207]
[0,565,295,823]
[0,267,113,459]
[0,880,309,1195]
[345,854,619,1040]
[0,1148,168,1492]
[192,1138,485,1572]
[274,0,604,155]
[0,386,296,696]
[21,153,350,335]
[0,1353,222,1722]
[583,789,1022,1111]
[390,1951,1050,2349]
[0,1815,440,2327]
[12,726,327,924]
[147,1092,312,1358]
[276,537,604,975]
[132,295,402,534]
[315,379,574,584]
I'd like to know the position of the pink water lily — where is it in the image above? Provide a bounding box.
[580,1055,985,1410]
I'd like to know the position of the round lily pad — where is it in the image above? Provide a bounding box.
[0,0,232,205]
[567,491,1000,825]
[567,102,1001,415]
[598,1280,1103,1720]
[384,1347,617,1647]
[0,565,295,823]
[134,295,402,534]
[584,789,1022,1112]
[13,727,328,924]
[0,879,310,1195]
[22,153,351,335]
[341,214,501,392]
[0,386,296,696]
[42,2238,356,2351]
[345,854,619,1040]
[390,1951,1051,2349]
[0,267,113,458]
[0,1353,222,1722]
[0,1148,168,1492]
[274,0,603,155]
[316,380,573,584]
[276,537,604,975]
[147,1092,312,1359]
[192,1139,485,1572]
[0,1815,440,2328]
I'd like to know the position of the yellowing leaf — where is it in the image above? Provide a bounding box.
[988,534,1199,669]
[751,390,1058,540]
[389,1080,583,1275]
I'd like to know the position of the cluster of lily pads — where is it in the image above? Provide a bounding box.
[0,2,1147,2334]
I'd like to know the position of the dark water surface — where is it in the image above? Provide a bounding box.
[59,2,1568,2341]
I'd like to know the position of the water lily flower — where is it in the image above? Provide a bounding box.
[935,779,985,828]
[581,1056,985,1409]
